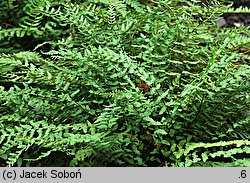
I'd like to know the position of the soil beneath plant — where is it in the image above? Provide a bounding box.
[176,0,250,28]
[217,0,250,28]
[218,13,250,27]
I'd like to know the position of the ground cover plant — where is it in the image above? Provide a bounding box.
[0,0,249,167]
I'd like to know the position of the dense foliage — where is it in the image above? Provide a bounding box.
[0,0,249,167]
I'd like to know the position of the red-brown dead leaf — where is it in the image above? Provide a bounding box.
[239,47,248,52]
[136,82,150,93]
